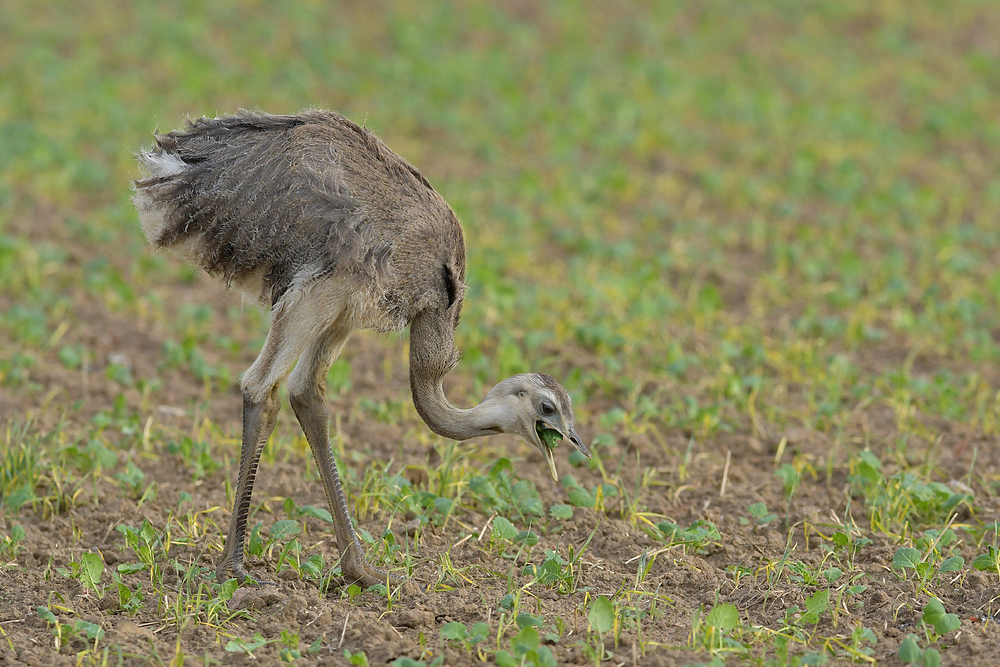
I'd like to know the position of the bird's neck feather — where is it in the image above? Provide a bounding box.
[408,309,504,440]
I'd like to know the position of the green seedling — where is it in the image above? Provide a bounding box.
[37,606,105,652]
[111,570,144,615]
[899,635,941,667]
[920,598,961,641]
[116,520,165,585]
[0,524,25,560]
[440,620,490,657]
[892,546,964,592]
[583,595,617,664]
[390,657,444,667]
[343,649,370,666]
[496,613,556,667]
[652,519,721,554]
[468,458,545,521]
[835,626,877,663]
[166,436,220,479]
[779,590,829,639]
[973,545,1000,579]
[744,502,778,526]
[115,461,147,499]
[690,603,746,658]
[225,632,269,658]
[561,475,618,511]
[56,551,106,598]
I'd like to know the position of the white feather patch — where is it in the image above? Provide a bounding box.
[137,150,187,178]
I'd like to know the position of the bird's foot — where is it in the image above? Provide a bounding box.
[341,543,419,594]
[216,555,274,587]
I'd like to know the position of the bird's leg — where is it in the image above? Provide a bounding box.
[289,391,399,587]
[216,387,280,584]
[288,328,407,589]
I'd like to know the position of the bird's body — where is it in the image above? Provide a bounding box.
[133,110,588,587]
[136,110,462,343]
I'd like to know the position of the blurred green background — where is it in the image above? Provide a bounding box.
[3,0,1000,438]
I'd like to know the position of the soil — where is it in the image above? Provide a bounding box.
[2,242,1000,666]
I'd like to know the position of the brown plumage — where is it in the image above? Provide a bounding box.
[133,109,589,588]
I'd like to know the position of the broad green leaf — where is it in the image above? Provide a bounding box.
[516,612,543,628]
[36,606,57,624]
[139,521,156,545]
[300,553,324,577]
[567,488,595,508]
[705,603,739,631]
[588,596,616,634]
[972,547,999,571]
[937,555,964,574]
[492,516,518,540]
[515,530,539,546]
[892,547,921,570]
[298,505,333,523]
[389,658,426,667]
[489,458,513,477]
[469,622,490,645]
[225,633,268,654]
[80,552,104,591]
[803,590,829,624]
[3,485,33,511]
[269,519,301,539]
[433,496,455,516]
[856,451,882,483]
[219,578,239,600]
[854,627,876,643]
[118,562,146,575]
[549,504,573,520]
[512,626,540,654]
[922,598,961,635]
[495,650,517,667]
[898,636,921,663]
[518,497,544,517]
[440,621,467,641]
[73,620,104,641]
[923,647,941,667]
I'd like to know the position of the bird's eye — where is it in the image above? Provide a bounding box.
[540,401,555,416]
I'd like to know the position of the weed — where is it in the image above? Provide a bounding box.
[690,603,746,659]
[36,606,105,652]
[650,519,722,554]
[972,545,1000,579]
[439,620,490,658]
[897,598,960,667]
[56,551,105,598]
[0,524,26,560]
[166,436,220,479]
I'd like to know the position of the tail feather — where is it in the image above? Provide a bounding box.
[131,111,365,306]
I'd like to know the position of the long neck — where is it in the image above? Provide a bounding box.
[409,309,503,440]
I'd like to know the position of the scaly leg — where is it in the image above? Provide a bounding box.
[288,327,406,588]
[216,387,280,584]
[216,297,314,584]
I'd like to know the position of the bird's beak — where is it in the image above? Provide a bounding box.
[535,421,590,481]
[542,446,559,481]
[567,427,591,459]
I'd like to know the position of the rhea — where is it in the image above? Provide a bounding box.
[132,110,589,587]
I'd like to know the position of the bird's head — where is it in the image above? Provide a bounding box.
[485,373,591,481]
